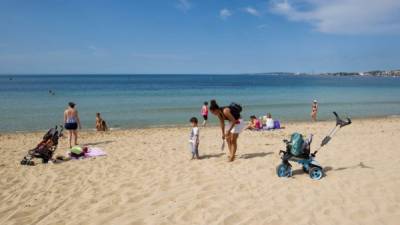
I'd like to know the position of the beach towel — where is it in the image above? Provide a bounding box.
[85,147,107,157]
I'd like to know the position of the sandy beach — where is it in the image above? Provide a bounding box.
[1,117,400,225]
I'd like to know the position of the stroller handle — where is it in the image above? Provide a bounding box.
[313,112,352,156]
[333,111,351,128]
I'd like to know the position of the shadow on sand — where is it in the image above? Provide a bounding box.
[290,163,372,178]
[291,168,307,176]
[321,162,373,177]
[239,152,273,159]
[333,162,373,171]
[200,153,225,159]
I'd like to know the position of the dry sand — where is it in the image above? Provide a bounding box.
[1,117,400,225]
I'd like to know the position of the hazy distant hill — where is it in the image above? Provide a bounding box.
[318,69,400,77]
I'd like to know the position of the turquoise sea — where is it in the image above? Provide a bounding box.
[1,74,400,132]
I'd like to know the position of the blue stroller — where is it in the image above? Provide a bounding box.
[276,112,351,180]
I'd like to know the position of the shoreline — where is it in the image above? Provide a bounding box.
[2,114,399,135]
[2,72,400,77]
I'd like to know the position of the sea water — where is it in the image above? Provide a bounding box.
[1,74,400,132]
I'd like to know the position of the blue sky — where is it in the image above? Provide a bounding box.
[0,0,400,74]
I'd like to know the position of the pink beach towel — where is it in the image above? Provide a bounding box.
[85,147,107,157]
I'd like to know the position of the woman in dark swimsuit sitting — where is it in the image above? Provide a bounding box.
[209,99,244,162]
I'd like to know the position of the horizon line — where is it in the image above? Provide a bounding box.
[1,69,399,76]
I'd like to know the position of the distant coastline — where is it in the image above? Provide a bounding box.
[253,69,400,77]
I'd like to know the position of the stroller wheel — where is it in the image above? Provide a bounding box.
[276,163,292,178]
[309,167,323,180]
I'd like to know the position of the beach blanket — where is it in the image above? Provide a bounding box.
[85,147,107,157]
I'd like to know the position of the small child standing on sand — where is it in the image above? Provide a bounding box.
[189,117,200,160]
[201,101,209,127]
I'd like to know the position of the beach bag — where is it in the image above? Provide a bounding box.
[290,133,304,156]
[273,120,280,129]
[228,102,242,120]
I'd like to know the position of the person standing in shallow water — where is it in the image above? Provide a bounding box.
[209,99,244,162]
[201,101,209,127]
[64,102,81,148]
[311,100,318,122]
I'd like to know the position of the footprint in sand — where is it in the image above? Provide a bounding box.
[96,205,115,214]
[127,193,151,203]
[223,213,245,225]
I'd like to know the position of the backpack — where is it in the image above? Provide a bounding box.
[289,133,304,156]
[229,102,242,113]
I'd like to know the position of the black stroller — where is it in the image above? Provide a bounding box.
[21,125,64,166]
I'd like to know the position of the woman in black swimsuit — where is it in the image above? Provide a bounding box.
[209,100,244,162]
[64,102,82,148]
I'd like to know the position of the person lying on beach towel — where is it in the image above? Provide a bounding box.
[53,146,88,162]
[54,146,107,163]
[68,146,107,159]
[70,146,89,158]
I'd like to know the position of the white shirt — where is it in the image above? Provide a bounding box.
[190,127,199,144]
[266,118,274,129]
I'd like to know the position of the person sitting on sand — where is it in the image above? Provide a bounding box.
[189,117,200,160]
[209,99,244,162]
[265,113,275,129]
[64,102,81,148]
[96,112,108,131]
[246,115,261,130]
